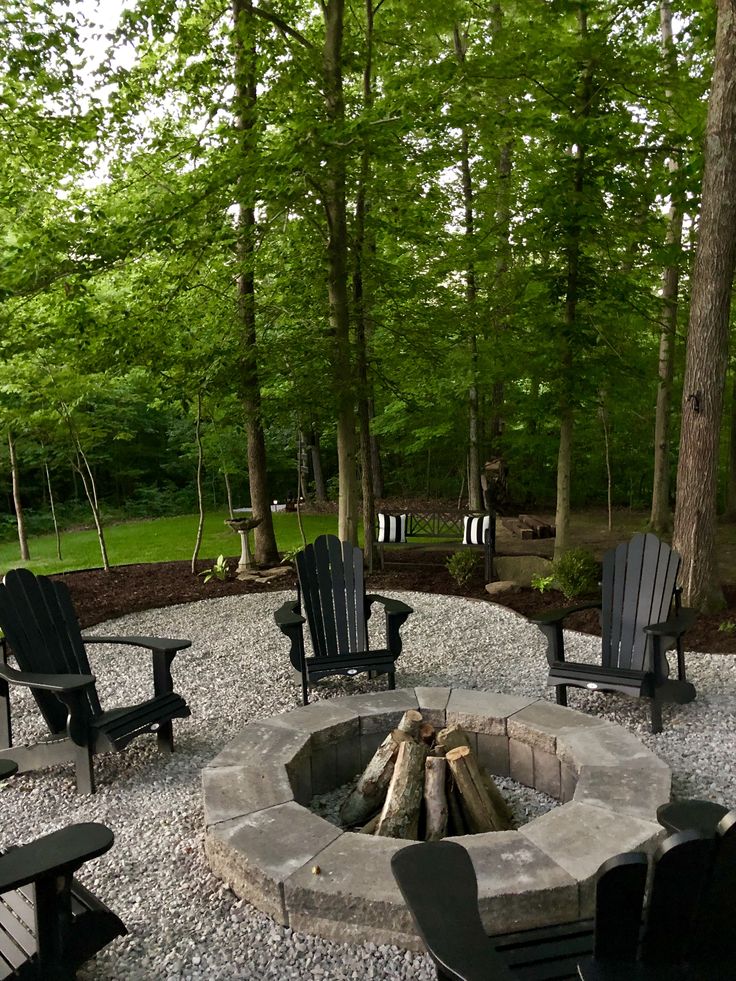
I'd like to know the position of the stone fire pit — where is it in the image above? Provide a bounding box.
[203,689,669,949]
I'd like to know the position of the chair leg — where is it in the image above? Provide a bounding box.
[556,685,568,707]
[651,694,663,734]
[74,743,95,795]
[157,720,174,753]
[388,671,395,691]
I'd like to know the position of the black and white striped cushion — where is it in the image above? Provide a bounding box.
[377,513,407,543]
[463,515,490,545]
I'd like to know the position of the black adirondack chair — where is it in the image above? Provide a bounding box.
[391,810,736,981]
[528,533,696,733]
[0,760,126,979]
[0,568,192,794]
[274,534,413,705]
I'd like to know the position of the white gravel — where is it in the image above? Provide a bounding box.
[1,590,734,980]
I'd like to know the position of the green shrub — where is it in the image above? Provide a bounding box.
[199,554,231,583]
[551,548,599,600]
[446,550,479,587]
[531,573,555,593]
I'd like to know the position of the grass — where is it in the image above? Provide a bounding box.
[0,512,339,577]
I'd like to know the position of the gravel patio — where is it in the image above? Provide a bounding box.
[1,591,733,980]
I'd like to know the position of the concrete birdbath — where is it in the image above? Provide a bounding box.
[225,517,262,576]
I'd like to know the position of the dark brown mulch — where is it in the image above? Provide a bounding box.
[55,549,736,655]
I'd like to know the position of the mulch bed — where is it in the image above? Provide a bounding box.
[55,549,736,655]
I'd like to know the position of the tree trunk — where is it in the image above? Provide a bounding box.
[369,398,384,500]
[308,428,327,501]
[44,460,62,561]
[554,5,590,561]
[233,0,279,566]
[725,369,736,519]
[191,392,205,574]
[673,0,736,611]
[323,0,358,544]
[650,0,684,536]
[354,0,377,568]
[8,432,30,561]
[454,25,483,513]
[488,1,513,453]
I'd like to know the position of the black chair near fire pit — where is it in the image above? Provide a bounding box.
[0,759,127,979]
[0,568,192,794]
[392,809,736,981]
[528,533,696,733]
[275,534,413,705]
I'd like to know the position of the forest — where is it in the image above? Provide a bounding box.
[2,1,736,608]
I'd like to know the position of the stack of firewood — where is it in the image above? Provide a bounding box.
[339,710,513,840]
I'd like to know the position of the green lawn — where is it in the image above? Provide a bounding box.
[0,511,339,577]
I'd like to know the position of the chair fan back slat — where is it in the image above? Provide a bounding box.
[617,533,646,669]
[352,547,366,649]
[297,545,327,659]
[327,536,349,654]
[314,537,338,658]
[341,541,357,652]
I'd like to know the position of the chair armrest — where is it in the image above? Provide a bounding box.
[0,823,114,893]
[273,601,306,630]
[366,595,413,658]
[527,601,601,627]
[643,608,697,638]
[82,635,191,653]
[0,661,96,694]
[365,595,413,617]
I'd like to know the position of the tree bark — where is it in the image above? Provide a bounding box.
[673,0,736,611]
[650,0,684,535]
[232,0,279,566]
[323,0,358,544]
[725,369,736,519]
[8,432,30,561]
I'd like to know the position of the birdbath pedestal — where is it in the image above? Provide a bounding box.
[225,517,262,575]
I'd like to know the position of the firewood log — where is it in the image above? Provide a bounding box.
[397,709,423,737]
[419,722,436,745]
[375,740,429,840]
[445,774,467,835]
[358,811,381,834]
[423,756,448,840]
[339,728,412,827]
[445,746,512,833]
[438,725,514,829]
[436,723,472,754]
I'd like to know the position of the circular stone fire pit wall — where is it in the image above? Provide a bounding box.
[203,689,670,949]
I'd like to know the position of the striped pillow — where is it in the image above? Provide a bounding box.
[463,515,490,546]
[377,513,407,543]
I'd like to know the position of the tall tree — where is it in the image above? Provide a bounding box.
[650,0,684,535]
[673,0,736,611]
[322,0,359,543]
[232,0,279,565]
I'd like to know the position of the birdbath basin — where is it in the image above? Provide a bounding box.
[225,517,262,574]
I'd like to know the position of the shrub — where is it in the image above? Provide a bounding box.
[446,550,479,587]
[531,573,555,593]
[551,548,599,600]
[199,554,231,583]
